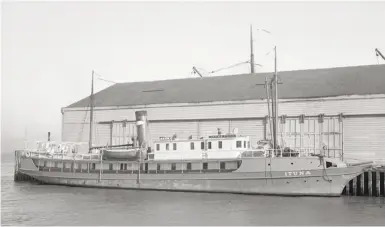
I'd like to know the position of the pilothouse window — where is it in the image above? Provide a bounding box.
[166,143,169,151]
[201,142,204,150]
[244,141,246,148]
[218,141,222,149]
[173,143,177,150]
[190,142,195,150]
[236,141,242,148]
[208,142,212,149]
[156,144,160,151]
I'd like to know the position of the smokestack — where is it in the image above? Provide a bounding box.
[135,111,148,148]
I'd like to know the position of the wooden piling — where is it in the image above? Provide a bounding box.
[349,178,354,196]
[356,174,362,196]
[345,180,350,196]
[380,172,385,197]
[368,171,372,197]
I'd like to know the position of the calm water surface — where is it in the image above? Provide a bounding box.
[1,152,384,226]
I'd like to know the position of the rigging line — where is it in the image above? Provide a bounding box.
[79,102,90,142]
[97,77,117,84]
[93,71,118,84]
[209,60,249,74]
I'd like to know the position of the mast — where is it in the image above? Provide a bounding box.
[250,25,255,73]
[273,46,278,150]
[89,70,94,152]
[265,77,273,141]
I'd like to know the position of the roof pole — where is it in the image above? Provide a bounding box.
[250,25,255,73]
[89,70,94,152]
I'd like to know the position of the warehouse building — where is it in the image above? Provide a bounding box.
[62,64,385,162]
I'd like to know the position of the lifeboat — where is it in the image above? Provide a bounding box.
[101,148,147,161]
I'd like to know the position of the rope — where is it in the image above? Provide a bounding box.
[78,103,90,142]
[317,155,332,182]
[94,71,118,84]
[208,60,250,74]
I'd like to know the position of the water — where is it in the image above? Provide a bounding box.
[1,152,384,226]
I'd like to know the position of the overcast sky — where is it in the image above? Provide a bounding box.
[2,1,385,153]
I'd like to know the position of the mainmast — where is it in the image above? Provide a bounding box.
[268,46,279,150]
[272,46,278,150]
[89,70,95,152]
[250,25,255,73]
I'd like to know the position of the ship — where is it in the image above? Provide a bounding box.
[14,46,373,197]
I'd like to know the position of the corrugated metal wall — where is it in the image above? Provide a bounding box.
[62,123,110,146]
[199,120,231,138]
[149,122,198,141]
[230,119,265,145]
[62,97,385,122]
[344,116,385,161]
[61,96,385,161]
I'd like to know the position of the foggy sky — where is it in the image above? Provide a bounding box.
[2,1,385,153]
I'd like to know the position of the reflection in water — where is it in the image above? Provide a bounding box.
[1,152,384,226]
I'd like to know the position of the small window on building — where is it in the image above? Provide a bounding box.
[171,163,176,171]
[54,162,58,168]
[187,163,192,170]
[109,164,113,170]
[244,141,246,148]
[201,142,205,150]
[166,143,169,151]
[208,142,212,149]
[92,163,96,170]
[173,143,177,150]
[156,144,160,151]
[44,161,47,167]
[218,141,222,149]
[120,163,124,170]
[236,141,242,148]
[124,163,128,170]
[190,142,195,150]
[203,162,208,170]
[220,162,226,170]
[157,164,161,171]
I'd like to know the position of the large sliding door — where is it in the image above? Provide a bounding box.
[111,122,137,146]
[266,115,343,158]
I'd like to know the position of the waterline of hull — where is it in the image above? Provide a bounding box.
[19,169,359,197]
